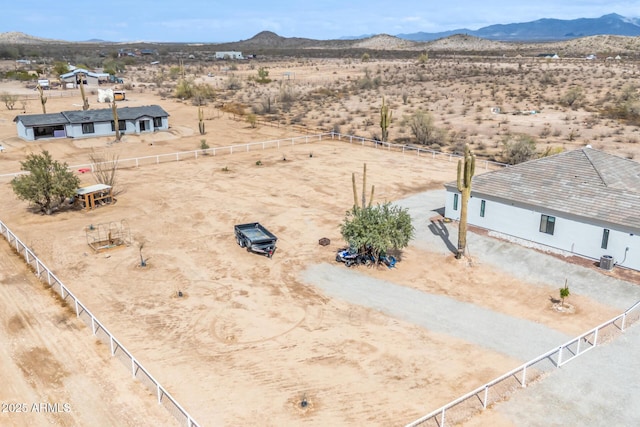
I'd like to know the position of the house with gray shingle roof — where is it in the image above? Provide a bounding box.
[14,105,169,141]
[444,147,640,271]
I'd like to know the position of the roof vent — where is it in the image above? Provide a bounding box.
[585,144,592,149]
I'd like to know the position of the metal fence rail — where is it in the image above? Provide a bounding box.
[405,300,640,427]
[0,219,200,427]
[330,132,508,171]
[0,132,507,180]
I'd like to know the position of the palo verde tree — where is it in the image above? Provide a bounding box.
[456,144,475,259]
[11,151,80,215]
[341,164,414,262]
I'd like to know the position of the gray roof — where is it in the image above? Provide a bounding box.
[14,105,169,126]
[62,105,169,123]
[13,113,68,126]
[59,68,105,79]
[445,148,640,232]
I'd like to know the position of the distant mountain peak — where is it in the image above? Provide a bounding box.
[248,31,283,41]
[376,13,640,42]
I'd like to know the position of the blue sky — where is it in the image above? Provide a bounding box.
[0,1,636,42]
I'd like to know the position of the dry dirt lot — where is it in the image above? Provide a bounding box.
[0,69,635,426]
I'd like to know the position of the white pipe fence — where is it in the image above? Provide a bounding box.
[0,220,200,427]
[405,300,640,427]
[0,132,507,180]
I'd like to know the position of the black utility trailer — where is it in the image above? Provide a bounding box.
[234,222,277,258]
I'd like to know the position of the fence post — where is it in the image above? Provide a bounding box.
[110,336,115,355]
[557,346,563,366]
[75,299,79,316]
[483,385,489,408]
[522,365,527,387]
[621,312,627,331]
[157,384,162,404]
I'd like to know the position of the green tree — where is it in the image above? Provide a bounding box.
[341,202,414,262]
[11,151,80,215]
[52,61,69,77]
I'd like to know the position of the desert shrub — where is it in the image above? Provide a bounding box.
[1,92,18,110]
[174,79,194,99]
[225,74,242,90]
[406,110,445,146]
[501,134,538,165]
[560,86,585,109]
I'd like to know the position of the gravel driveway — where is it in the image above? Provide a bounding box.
[302,190,640,426]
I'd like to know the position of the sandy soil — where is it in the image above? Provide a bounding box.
[0,79,632,426]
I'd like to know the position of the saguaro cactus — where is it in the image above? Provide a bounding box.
[380,97,392,142]
[352,163,375,209]
[36,84,47,114]
[112,102,121,142]
[198,106,205,135]
[456,144,476,259]
[79,73,89,111]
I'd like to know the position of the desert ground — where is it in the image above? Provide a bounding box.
[0,57,639,426]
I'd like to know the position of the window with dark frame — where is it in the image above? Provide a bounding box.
[153,117,162,128]
[601,229,610,249]
[539,214,555,235]
[480,200,486,217]
[453,193,459,210]
[110,120,126,131]
[82,123,95,134]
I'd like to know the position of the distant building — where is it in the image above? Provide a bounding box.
[215,51,244,60]
[14,105,170,141]
[60,68,110,88]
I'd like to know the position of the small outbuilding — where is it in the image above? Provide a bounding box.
[75,184,113,211]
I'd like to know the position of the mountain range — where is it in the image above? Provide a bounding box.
[1,13,639,48]
[352,13,640,42]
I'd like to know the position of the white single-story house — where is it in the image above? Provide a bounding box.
[215,51,244,60]
[14,105,169,141]
[444,147,640,271]
[60,68,110,88]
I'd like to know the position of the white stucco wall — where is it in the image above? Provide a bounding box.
[445,189,640,271]
[16,121,31,140]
